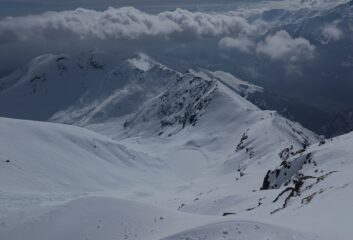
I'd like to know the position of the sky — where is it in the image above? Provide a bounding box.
[0,0,265,76]
[0,0,258,16]
[0,0,348,78]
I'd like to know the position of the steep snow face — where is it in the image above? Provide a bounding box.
[245,131,353,239]
[122,71,218,136]
[119,64,317,176]
[193,69,264,98]
[262,131,353,206]
[51,53,180,126]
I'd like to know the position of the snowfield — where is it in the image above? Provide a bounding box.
[0,117,175,193]
[0,52,352,240]
[0,195,320,240]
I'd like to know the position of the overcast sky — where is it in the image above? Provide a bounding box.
[0,0,258,16]
[0,0,347,79]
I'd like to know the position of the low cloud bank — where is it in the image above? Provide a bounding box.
[0,6,318,76]
[0,6,264,43]
[220,30,315,62]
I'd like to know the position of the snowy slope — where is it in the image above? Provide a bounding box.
[0,51,317,171]
[1,52,353,239]
[0,116,351,239]
[0,196,213,240]
[263,131,353,214]
[241,131,353,240]
[118,64,318,187]
[51,53,180,126]
[0,117,176,193]
[0,52,320,205]
[0,117,323,240]
[175,132,353,240]
[0,195,319,240]
[0,50,121,121]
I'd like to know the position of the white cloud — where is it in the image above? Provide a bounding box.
[322,23,343,42]
[218,36,255,53]
[256,30,315,61]
[0,7,263,44]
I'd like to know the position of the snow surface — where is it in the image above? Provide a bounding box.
[0,117,324,240]
[0,52,352,240]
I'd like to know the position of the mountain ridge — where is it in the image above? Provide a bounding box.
[0,50,352,239]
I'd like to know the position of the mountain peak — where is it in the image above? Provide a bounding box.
[127,53,158,72]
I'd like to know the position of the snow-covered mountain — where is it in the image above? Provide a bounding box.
[46,53,319,185]
[0,50,121,121]
[0,51,352,239]
[51,53,180,126]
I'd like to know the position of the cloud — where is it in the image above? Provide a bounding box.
[0,6,270,76]
[219,30,315,61]
[218,36,255,53]
[0,6,263,44]
[322,23,343,42]
[256,30,315,61]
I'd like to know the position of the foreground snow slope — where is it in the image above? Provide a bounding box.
[0,117,175,193]
[0,196,212,240]
[1,196,319,240]
[0,118,321,240]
